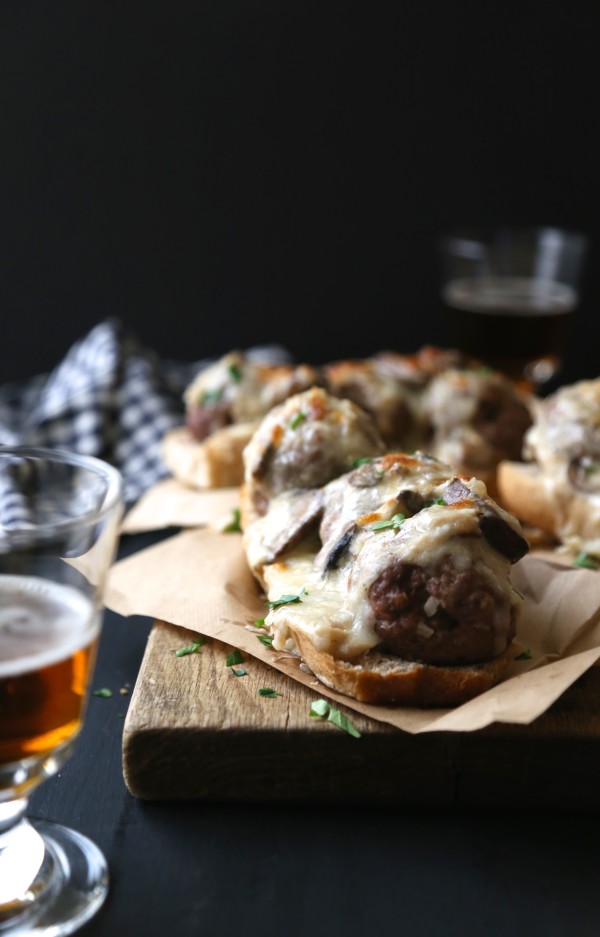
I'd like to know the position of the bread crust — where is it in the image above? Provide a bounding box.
[496,461,556,535]
[497,459,600,557]
[290,627,513,706]
[238,482,256,534]
[256,450,527,708]
[162,424,256,489]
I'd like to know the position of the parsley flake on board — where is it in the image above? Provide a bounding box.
[309,699,361,738]
[226,649,244,667]
[369,512,407,531]
[230,667,248,677]
[574,552,600,570]
[223,507,242,533]
[265,593,302,609]
[258,687,280,698]
[256,633,274,647]
[175,639,204,657]
[93,688,113,698]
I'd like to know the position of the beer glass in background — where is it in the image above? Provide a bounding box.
[439,227,588,390]
[0,448,122,935]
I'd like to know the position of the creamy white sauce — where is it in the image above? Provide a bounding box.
[260,456,522,660]
[524,379,600,553]
[185,352,316,425]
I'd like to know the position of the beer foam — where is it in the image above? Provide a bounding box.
[444,276,577,316]
[0,575,98,678]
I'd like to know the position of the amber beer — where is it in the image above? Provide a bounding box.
[0,575,99,771]
[442,275,578,384]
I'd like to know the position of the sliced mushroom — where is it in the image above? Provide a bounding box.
[443,477,528,562]
[256,488,324,564]
[568,455,600,494]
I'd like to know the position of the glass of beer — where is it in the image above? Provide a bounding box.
[0,447,122,935]
[439,227,588,389]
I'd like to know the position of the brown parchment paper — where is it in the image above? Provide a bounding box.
[105,527,600,734]
[120,480,239,533]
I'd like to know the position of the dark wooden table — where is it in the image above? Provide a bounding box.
[27,529,600,937]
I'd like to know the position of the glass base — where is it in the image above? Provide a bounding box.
[0,820,108,936]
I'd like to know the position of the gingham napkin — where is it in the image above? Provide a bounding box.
[0,319,288,508]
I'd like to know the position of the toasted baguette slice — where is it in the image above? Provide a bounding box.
[262,532,518,707]
[162,424,257,489]
[291,627,513,707]
[497,459,600,558]
[496,461,558,537]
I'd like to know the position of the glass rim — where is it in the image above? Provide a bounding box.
[0,445,124,545]
[440,225,589,253]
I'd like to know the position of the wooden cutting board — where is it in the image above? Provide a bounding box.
[122,620,600,807]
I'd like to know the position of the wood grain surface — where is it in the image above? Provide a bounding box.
[122,620,600,807]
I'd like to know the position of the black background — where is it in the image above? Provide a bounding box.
[1,1,598,383]
[4,9,600,932]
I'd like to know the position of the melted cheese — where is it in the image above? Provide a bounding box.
[184,352,316,424]
[525,379,600,470]
[260,454,522,660]
[524,379,600,553]
[242,387,386,508]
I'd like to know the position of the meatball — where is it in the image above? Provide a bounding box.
[421,368,532,471]
[184,350,319,441]
[243,386,386,517]
[323,359,415,446]
[369,556,516,665]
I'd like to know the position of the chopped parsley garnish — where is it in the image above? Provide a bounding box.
[265,593,303,608]
[574,552,600,570]
[309,699,361,738]
[424,498,446,508]
[309,699,329,717]
[93,687,113,698]
[254,618,266,628]
[258,687,280,698]
[352,456,374,468]
[228,363,242,382]
[369,512,407,531]
[223,507,242,533]
[230,667,248,677]
[201,388,223,405]
[256,633,274,647]
[290,411,307,430]
[515,649,532,660]
[226,649,244,667]
[175,639,205,657]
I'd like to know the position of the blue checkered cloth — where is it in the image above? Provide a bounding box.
[0,319,288,508]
